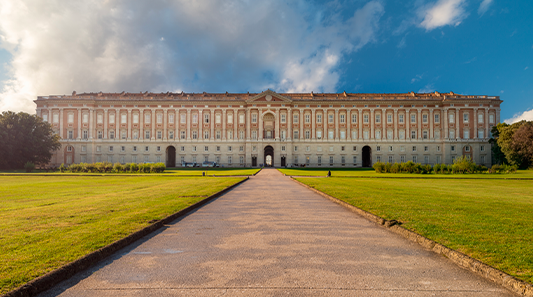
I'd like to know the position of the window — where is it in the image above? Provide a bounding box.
[375,114,381,123]
[192,155,196,163]
[481,155,486,164]
[133,114,139,124]
[281,146,285,151]
[451,145,456,152]
[42,114,49,122]
[424,155,429,164]
[437,146,441,152]
[181,131,186,139]
[306,146,310,152]
[424,146,429,152]
[434,114,440,123]
[179,156,184,164]
[98,130,103,139]
[252,130,257,140]
[228,113,233,124]
[293,130,299,139]
[449,129,455,139]
[305,130,310,139]
[436,155,441,164]
[239,130,245,139]
[423,131,428,139]
[145,130,150,139]
[376,156,381,162]
[68,113,74,123]
[480,145,485,152]
[353,156,357,164]
[281,130,286,139]
[376,146,381,152]
[399,114,404,123]
[281,114,286,123]
[145,113,151,123]
[363,114,369,123]
[228,156,232,163]
[317,114,322,123]
[387,114,392,123]
[329,156,334,164]
[293,114,299,123]
[192,114,198,124]
[411,114,416,123]
[463,112,469,123]
[67,145,73,152]
[412,146,417,152]
[411,130,416,139]
[363,131,369,140]
[157,131,162,139]
[400,155,406,162]
[489,114,494,123]
[121,114,127,124]
[133,146,137,152]
[352,130,358,139]
[422,114,428,123]
[169,114,174,124]
[341,146,345,151]
[53,113,59,123]
[82,114,88,123]
[387,130,393,140]
[109,114,115,124]
[478,130,484,139]
[252,114,257,123]
[215,114,221,124]
[121,130,126,139]
[240,156,244,164]
[204,130,209,139]
[464,130,470,139]
[340,131,346,139]
[328,114,334,123]
[434,129,440,139]
[400,146,405,152]
[294,146,298,152]
[317,156,322,165]
[83,130,88,139]
[340,114,345,123]
[388,146,393,152]
[109,130,115,139]
[192,131,198,139]
[239,114,245,124]
[109,146,114,152]
[144,155,149,163]
[412,155,417,163]
[205,146,209,152]
[449,113,455,123]
[180,113,186,124]
[294,156,298,164]
[228,146,232,152]
[305,114,310,123]
[204,113,209,123]
[328,130,334,139]
[180,146,185,152]
[121,146,125,152]
[388,155,394,163]
[351,114,357,123]
[375,130,381,139]
[96,145,101,152]
[169,131,174,139]
[341,156,345,164]
[145,146,149,152]
[399,130,405,140]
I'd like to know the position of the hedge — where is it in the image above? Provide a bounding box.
[373,156,517,174]
[58,162,166,173]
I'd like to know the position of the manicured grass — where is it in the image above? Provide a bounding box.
[0,168,260,176]
[279,168,533,179]
[295,177,533,284]
[0,176,245,294]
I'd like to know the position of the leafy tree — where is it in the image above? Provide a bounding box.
[0,111,61,170]
[492,120,533,169]
[510,122,533,169]
[490,124,507,164]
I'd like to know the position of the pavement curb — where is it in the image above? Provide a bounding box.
[2,177,249,297]
[289,177,532,297]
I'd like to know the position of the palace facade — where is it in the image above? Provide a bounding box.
[34,90,501,168]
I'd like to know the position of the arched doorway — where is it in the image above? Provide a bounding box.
[362,145,372,167]
[166,146,176,167]
[264,145,274,167]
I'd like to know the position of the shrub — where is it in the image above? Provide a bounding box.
[373,162,384,173]
[129,163,138,173]
[390,162,401,173]
[113,162,123,173]
[433,163,441,174]
[24,162,35,173]
[59,163,67,173]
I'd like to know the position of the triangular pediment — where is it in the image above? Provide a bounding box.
[246,90,293,103]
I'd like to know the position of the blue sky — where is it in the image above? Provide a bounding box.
[0,0,532,122]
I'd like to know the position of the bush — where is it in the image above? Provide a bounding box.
[24,162,35,173]
[59,163,67,173]
[113,162,123,173]
[129,163,139,173]
[373,162,384,173]
[373,158,515,175]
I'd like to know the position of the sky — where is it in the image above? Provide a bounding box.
[0,0,532,123]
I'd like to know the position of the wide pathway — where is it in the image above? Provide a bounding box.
[41,169,514,296]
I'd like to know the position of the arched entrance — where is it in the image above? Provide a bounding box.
[362,145,372,167]
[166,146,176,167]
[264,145,274,167]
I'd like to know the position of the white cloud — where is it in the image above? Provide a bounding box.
[478,0,494,16]
[0,0,385,113]
[504,108,533,124]
[419,0,469,31]
[418,84,435,93]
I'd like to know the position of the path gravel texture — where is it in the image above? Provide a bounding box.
[40,169,514,296]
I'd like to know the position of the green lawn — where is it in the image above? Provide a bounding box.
[0,176,245,294]
[279,167,533,179]
[0,168,261,176]
[295,176,533,284]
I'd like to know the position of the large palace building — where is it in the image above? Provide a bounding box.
[34,90,502,168]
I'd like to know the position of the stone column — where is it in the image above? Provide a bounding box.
[163,109,168,140]
[259,108,263,140]
[358,109,362,140]
[59,109,64,139]
[406,109,410,141]
[222,109,227,140]
[335,109,339,140]
[473,108,478,139]
[128,109,132,140]
[234,109,238,141]
[151,109,155,140]
[246,108,251,140]
[287,108,292,140]
[186,109,191,140]
[443,108,448,140]
[299,110,303,140]
[275,108,280,140]
[89,109,94,139]
[175,109,179,141]
[210,109,214,140]
[382,108,386,140]
[347,109,351,140]
[198,110,203,140]
[393,109,398,140]
[115,109,120,141]
[311,109,316,140]
[485,108,490,138]
[103,109,108,139]
[139,109,144,140]
[417,109,422,139]
[430,109,434,140]
[370,109,374,140]
[77,108,81,140]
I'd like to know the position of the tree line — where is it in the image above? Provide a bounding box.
[491,120,533,169]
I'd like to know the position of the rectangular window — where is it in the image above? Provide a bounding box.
[489,114,494,123]
[252,130,257,139]
[329,156,334,164]
[281,114,286,123]
[340,114,345,123]
[328,130,334,139]
[239,114,245,124]
[411,131,416,139]
[363,114,369,123]
[400,155,406,162]
[422,114,428,123]
[449,129,455,139]
[316,130,322,139]
[412,155,417,163]
[169,131,174,139]
[464,130,470,139]
[240,156,244,164]
[216,130,221,139]
[155,113,161,124]
[181,131,186,139]
[293,130,299,139]
[192,131,198,139]
[109,146,114,152]
[449,113,455,123]
[305,114,310,123]
[318,156,322,165]
[53,113,59,123]
[388,155,393,163]
[399,114,404,123]
[434,114,440,123]
[328,114,334,123]
[82,114,88,123]
[204,130,209,139]
[481,155,486,163]
[169,114,174,124]
[109,130,115,139]
[239,130,244,139]
[463,112,469,123]
[305,130,310,139]
[376,146,381,152]
[424,155,429,164]
[228,146,232,152]
[317,114,322,123]
[68,113,74,123]
[363,131,369,140]
[215,114,221,124]
[121,114,127,124]
[375,114,381,123]
[436,155,441,164]
[411,114,416,123]
[180,113,186,124]
[204,113,209,123]
[42,114,49,122]
[133,146,137,152]
[252,114,257,123]
[192,114,198,124]
[387,114,392,123]
[353,156,357,164]
[145,130,150,139]
[109,114,115,124]
[228,156,232,163]
[228,113,233,124]
[412,146,417,152]
[204,146,209,152]
[145,113,151,123]
[157,131,162,139]
[97,130,103,139]
[293,114,299,123]
[145,146,149,152]
[451,145,456,152]
[478,130,484,139]
[423,131,428,139]
[121,130,126,139]
[351,114,357,123]
[133,114,139,124]
[340,131,346,139]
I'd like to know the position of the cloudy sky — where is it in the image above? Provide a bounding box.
[0,0,532,122]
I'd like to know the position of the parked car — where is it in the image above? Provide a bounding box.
[202,161,218,167]
[182,162,196,167]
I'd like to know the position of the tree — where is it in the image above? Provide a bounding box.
[491,120,533,169]
[0,111,61,170]
[490,124,508,165]
[510,122,533,169]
